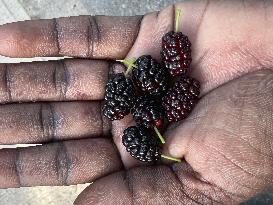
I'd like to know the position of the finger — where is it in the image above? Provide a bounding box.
[0,138,122,189]
[0,16,142,58]
[75,165,235,205]
[108,61,154,168]
[0,59,111,103]
[164,69,273,200]
[112,115,146,169]
[0,101,110,144]
[109,64,144,168]
[126,5,173,61]
[115,3,204,168]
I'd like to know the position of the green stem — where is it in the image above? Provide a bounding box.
[161,154,181,162]
[154,127,166,144]
[118,58,137,77]
[127,58,137,68]
[125,64,135,76]
[175,9,182,32]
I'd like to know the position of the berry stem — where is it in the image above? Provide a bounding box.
[161,154,181,162]
[154,127,166,144]
[118,58,137,77]
[175,8,182,32]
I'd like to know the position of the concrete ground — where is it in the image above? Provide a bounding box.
[0,0,272,204]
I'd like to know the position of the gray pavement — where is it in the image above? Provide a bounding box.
[0,0,272,204]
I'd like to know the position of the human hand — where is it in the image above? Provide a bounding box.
[0,1,273,204]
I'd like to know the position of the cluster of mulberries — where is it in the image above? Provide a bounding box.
[102,14,200,163]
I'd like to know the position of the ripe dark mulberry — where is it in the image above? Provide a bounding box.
[132,96,164,128]
[132,55,168,95]
[162,75,200,122]
[122,126,161,162]
[103,73,135,120]
[162,31,192,76]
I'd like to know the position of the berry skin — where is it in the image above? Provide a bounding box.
[162,31,192,76]
[132,96,164,128]
[162,75,200,122]
[122,126,161,162]
[103,73,135,120]
[132,55,168,95]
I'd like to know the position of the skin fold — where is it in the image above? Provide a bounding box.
[0,0,272,204]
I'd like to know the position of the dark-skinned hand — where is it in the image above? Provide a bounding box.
[0,1,273,204]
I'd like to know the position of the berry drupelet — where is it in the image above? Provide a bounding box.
[132,55,168,95]
[162,75,200,122]
[161,31,192,76]
[132,96,164,128]
[122,126,161,162]
[103,73,135,120]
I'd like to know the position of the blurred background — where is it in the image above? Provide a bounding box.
[0,0,272,204]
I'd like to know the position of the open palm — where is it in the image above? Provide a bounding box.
[0,1,273,204]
